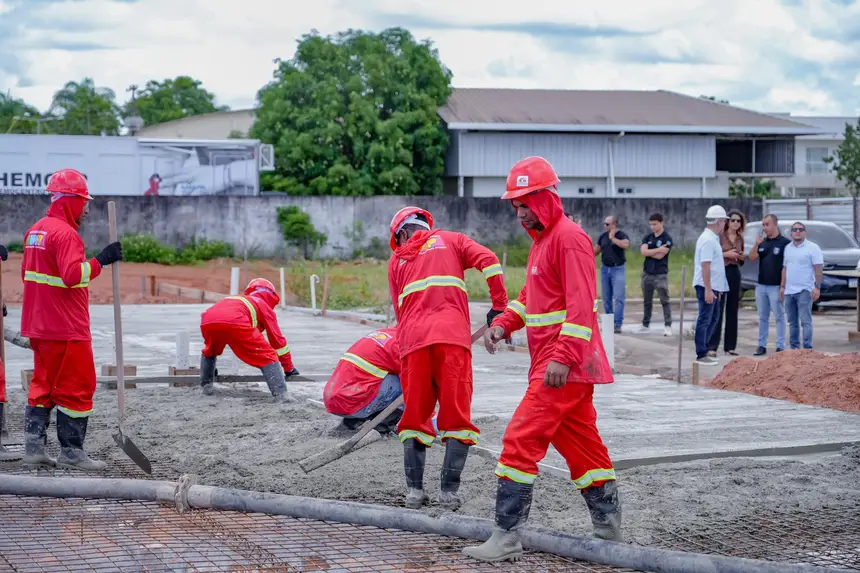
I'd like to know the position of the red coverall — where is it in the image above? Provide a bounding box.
[492,190,616,490]
[389,229,508,446]
[200,294,295,371]
[21,198,104,417]
[323,327,400,416]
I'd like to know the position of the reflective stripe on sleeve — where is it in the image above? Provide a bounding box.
[23,269,90,289]
[398,275,467,307]
[482,263,503,279]
[593,299,599,312]
[560,322,592,341]
[341,352,388,378]
[507,300,526,321]
[226,296,258,329]
[495,462,537,484]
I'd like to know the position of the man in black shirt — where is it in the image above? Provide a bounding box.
[749,214,790,355]
[636,213,673,336]
[594,215,629,333]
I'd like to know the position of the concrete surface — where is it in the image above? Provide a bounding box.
[0,195,763,257]
[4,302,859,466]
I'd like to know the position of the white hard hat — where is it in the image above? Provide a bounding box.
[705,205,728,220]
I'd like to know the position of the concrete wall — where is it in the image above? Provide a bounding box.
[0,195,763,258]
[469,176,731,198]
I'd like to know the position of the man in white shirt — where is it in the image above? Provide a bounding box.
[693,206,729,365]
[780,222,824,349]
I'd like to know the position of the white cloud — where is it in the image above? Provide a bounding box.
[0,0,858,116]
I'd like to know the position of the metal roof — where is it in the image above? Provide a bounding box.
[439,88,822,135]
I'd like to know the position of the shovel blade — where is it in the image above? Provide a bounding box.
[112,430,153,475]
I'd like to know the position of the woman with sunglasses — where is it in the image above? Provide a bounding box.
[708,210,746,356]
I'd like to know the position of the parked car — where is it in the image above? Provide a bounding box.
[740,220,860,304]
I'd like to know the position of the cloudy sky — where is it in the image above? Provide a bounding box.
[1,0,858,116]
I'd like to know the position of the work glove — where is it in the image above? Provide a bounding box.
[285,367,300,377]
[486,308,504,328]
[0,244,7,261]
[95,241,123,267]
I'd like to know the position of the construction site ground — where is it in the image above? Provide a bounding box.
[2,301,860,571]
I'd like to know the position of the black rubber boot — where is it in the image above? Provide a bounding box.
[403,438,429,509]
[23,405,56,468]
[0,401,8,442]
[581,480,623,541]
[284,367,300,377]
[439,439,470,510]
[56,411,106,472]
[261,361,292,402]
[200,354,217,396]
[462,478,533,562]
[374,407,403,435]
[0,403,22,462]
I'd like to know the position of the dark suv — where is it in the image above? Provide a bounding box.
[741,220,860,303]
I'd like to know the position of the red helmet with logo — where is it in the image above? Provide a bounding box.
[502,156,560,200]
[389,206,434,251]
[46,168,92,199]
[244,278,279,307]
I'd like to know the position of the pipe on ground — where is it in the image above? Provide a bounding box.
[0,474,843,573]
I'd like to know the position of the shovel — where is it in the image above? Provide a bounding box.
[107,201,152,475]
[299,326,488,473]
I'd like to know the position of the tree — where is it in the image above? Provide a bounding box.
[49,78,121,135]
[252,27,452,196]
[126,76,227,127]
[700,95,731,104]
[824,118,860,196]
[276,205,327,258]
[729,178,776,199]
[0,93,45,134]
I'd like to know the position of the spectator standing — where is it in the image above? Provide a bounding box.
[693,206,729,366]
[594,215,629,333]
[781,222,823,349]
[749,214,790,356]
[708,209,746,356]
[565,212,583,226]
[636,213,673,336]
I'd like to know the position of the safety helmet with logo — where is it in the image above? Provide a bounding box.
[705,205,728,221]
[502,156,560,200]
[46,168,92,200]
[244,278,280,308]
[389,206,434,251]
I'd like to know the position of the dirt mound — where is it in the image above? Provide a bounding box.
[708,350,860,413]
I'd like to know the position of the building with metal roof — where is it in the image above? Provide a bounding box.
[440,88,820,198]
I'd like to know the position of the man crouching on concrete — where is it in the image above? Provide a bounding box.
[199,278,299,401]
[323,327,403,435]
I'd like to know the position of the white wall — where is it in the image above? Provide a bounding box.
[469,176,729,198]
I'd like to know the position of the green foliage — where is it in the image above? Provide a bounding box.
[0,93,44,134]
[5,241,24,253]
[825,118,860,197]
[344,220,389,260]
[121,234,233,265]
[126,76,227,127]
[276,206,327,258]
[252,27,452,196]
[49,78,121,135]
[729,178,776,199]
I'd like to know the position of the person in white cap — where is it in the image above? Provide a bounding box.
[693,206,729,366]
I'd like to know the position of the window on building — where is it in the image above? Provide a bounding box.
[805,147,831,174]
[617,187,633,195]
[578,187,594,195]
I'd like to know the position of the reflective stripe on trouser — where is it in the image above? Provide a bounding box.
[23,262,92,289]
[27,339,97,417]
[497,379,615,490]
[396,344,479,447]
[201,323,278,368]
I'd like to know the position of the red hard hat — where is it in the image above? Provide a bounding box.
[389,206,434,251]
[46,168,92,199]
[245,278,279,307]
[502,156,560,200]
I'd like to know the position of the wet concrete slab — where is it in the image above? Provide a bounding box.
[3,304,859,464]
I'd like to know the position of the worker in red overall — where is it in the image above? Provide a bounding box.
[323,327,402,434]
[0,244,21,462]
[20,169,124,471]
[199,278,298,401]
[388,206,508,510]
[463,157,621,563]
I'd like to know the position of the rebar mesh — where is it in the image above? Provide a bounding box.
[653,505,860,571]
[0,495,630,573]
